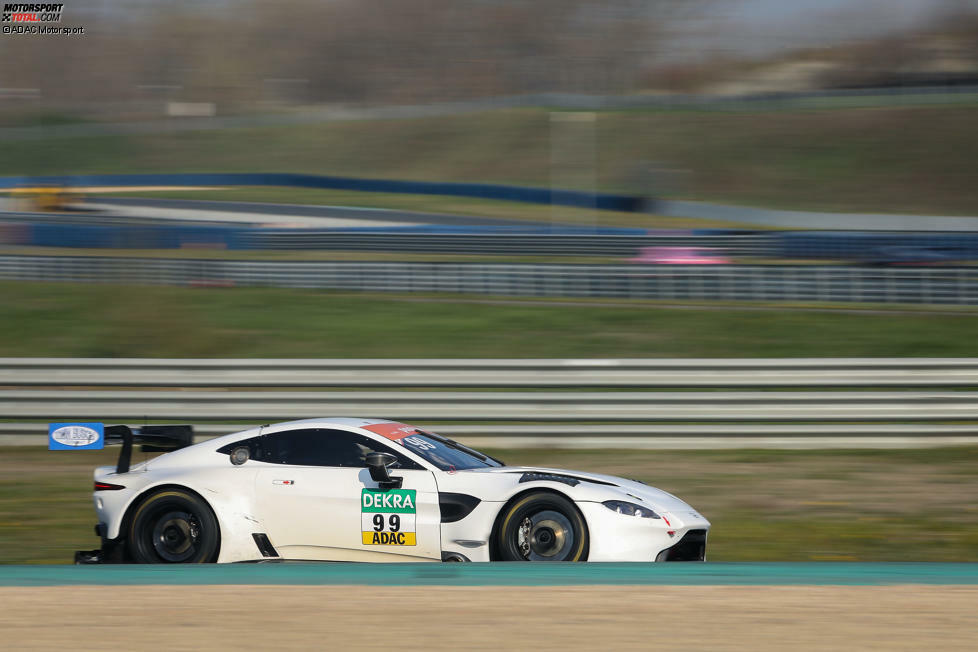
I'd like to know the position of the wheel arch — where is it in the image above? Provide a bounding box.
[488,486,589,561]
[121,483,222,561]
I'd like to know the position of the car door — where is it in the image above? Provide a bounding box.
[251,428,441,561]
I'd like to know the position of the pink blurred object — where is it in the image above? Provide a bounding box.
[628,246,731,265]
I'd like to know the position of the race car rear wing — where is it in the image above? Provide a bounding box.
[104,425,194,473]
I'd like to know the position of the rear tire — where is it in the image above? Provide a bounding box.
[127,489,220,563]
[495,492,588,562]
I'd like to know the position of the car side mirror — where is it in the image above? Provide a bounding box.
[365,451,402,490]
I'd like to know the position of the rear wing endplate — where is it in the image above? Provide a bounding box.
[105,425,194,473]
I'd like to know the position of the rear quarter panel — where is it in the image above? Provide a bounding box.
[98,462,267,563]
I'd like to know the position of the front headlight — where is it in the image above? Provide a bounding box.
[602,500,660,519]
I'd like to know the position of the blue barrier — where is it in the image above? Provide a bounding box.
[28,223,241,249]
[0,173,645,213]
[6,173,975,260]
[17,222,662,250]
[17,222,667,250]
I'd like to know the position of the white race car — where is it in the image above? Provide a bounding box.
[67,418,710,563]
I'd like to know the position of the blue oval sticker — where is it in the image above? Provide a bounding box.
[49,423,104,450]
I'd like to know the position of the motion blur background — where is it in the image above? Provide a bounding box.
[2,0,978,565]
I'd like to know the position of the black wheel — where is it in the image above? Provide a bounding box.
[495,492,588,562]
[127,489,220,563]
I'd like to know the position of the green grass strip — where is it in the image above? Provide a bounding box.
[3,282,978,358]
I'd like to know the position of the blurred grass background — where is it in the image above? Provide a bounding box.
[4,281,978,358]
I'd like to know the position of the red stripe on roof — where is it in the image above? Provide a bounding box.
[362,422,423,441]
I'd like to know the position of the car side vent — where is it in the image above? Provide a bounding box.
[438,493,482,523]
[515,472,618,487]
[252,533,279,558]
[518,472,575,487]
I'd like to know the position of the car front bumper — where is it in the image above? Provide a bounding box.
[578,502,710,562]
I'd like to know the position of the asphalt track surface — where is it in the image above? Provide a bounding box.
[0,208,243,228]
[7,195,978,232]
[86,197,978,232]
[657,199,978,232]
[3,562,977,587]
[90,197,555,228]
[0,198,556,229]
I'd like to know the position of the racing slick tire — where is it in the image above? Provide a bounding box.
[127,488,220,563]
[496,492,588,562]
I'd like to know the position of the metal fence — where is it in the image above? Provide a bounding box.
[6,357,978,388]
[3,255,978,305]
[6,421,978,449]
[236,232,770,255]
[4,389,977,422]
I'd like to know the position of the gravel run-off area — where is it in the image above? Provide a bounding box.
[3,584,976,651]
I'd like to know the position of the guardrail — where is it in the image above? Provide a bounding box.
[4,226,769,256]
[4,358,977,448]
[5,357,978,387]
[3,389,978,421]
[2,256,977,305]
[5,422,978,449]
[237,232,770,256]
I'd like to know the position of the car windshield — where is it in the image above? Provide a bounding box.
[393,431,503,471]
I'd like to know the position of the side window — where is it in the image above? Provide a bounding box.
[217,435,273,463]
[270,429,363,467]
[229,429,422,469]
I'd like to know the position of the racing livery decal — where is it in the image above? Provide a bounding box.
[361,422,422,441]
[361,488,417,546]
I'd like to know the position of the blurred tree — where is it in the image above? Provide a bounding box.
[0,0,679,112]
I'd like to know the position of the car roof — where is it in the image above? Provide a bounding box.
[263,417,399,430]
[203,417,407,449]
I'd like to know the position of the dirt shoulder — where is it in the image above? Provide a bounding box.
[2,585,975,651]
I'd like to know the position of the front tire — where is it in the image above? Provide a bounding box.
[496,492,588,561]
[127,489,220,563]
